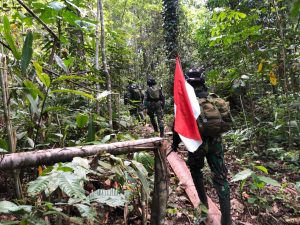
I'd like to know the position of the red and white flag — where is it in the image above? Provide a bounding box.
[174,57,202,152]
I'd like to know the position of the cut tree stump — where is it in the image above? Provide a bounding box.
[167,151,221,225]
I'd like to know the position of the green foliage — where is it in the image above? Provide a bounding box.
[50,89,94,100]
[3,16,21,60]
[232,165,281,206]
[88,188,126,207]
[209,8,261,47]
[33,62,51,88]
[0,201,32,214]
[21,31,33,74]
[76,113,89,128]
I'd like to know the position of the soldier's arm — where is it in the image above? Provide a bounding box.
[172,123,181,151]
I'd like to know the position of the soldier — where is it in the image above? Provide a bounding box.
[172,69,232,225]
[124,83,144,121]
[143,77,165,137]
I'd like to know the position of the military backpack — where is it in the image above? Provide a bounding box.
[147,86,160,100]
[197,93,231,137]
[129,86,142,101]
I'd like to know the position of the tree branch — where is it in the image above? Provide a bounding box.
[16,0,60,43]
[0,40,11,51]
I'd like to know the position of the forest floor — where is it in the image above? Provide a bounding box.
[0,122,299,225]
[136,123,300,225]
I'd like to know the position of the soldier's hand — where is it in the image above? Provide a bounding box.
[172,144,178,152]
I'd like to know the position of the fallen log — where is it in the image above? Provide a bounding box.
[0,137,162,170]
[167,151,221,225]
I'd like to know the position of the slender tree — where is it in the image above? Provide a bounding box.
[99,0,113,128]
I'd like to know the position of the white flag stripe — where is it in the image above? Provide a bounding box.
[179,134,202,153]
[185,81,201,119]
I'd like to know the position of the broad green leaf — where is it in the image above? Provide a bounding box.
[89,188,126,207]
[0,201,17,213]
[291,0,300,17]
[134,152,154,172]
[49,1,66,11]
[74,204,96,219]
[26,94,39,114]
[43,106,66,113]
[38,73,51,88]
[23,80,45,99]
[87,116,95,142]
[27,137,35,148]
[33,62,51,88]
[71,157,90,169]
[53,75,104,84]
[130,160,150,197]
[28,175,50,195]
[51,89,94,100]
[57,172,86,199]
[3,16,21,60]
[21,31,33,74]
[57,166,74,173]
[257,176,281,187]
[255,165,268,174]
[0,201,31,214]
[66,0,82,14]
[232,169,253,182]
[237,12,246,19]
[54,54,69,73]
[101,135,111,143]
[33,61,42,74]
[76,113,89,128]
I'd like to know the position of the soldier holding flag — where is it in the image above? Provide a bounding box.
[172,58,231,225]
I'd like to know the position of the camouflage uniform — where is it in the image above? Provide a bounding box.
[188,136,231,225]
[124,84,144,121]
[144,78,165,137]
[172,68,231,225]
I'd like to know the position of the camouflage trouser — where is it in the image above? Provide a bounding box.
[129,104,144,121]
[187,136,231,225]
[147,101,164,137]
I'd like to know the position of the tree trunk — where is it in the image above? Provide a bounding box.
[0,52,23,199]
[95,0,101,114]
[99,0,113,129]
[0,138,162,170]
[273,0,289,93]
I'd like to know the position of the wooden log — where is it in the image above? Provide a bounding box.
[0,137,162,170]
[167,151,221,225]
[150,140,169,225]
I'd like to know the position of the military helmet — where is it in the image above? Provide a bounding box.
[130,83,138,89]
[186,67,207,92]
[147,77,156,86]
[186,67,205,84]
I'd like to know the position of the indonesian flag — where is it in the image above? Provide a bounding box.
[174,57,202,152]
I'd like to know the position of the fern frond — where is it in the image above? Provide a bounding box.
[57,172,86,200]
[27,175,51,196]
[89,188,126,207]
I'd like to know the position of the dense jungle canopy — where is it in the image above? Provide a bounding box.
[0,0,299,224]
